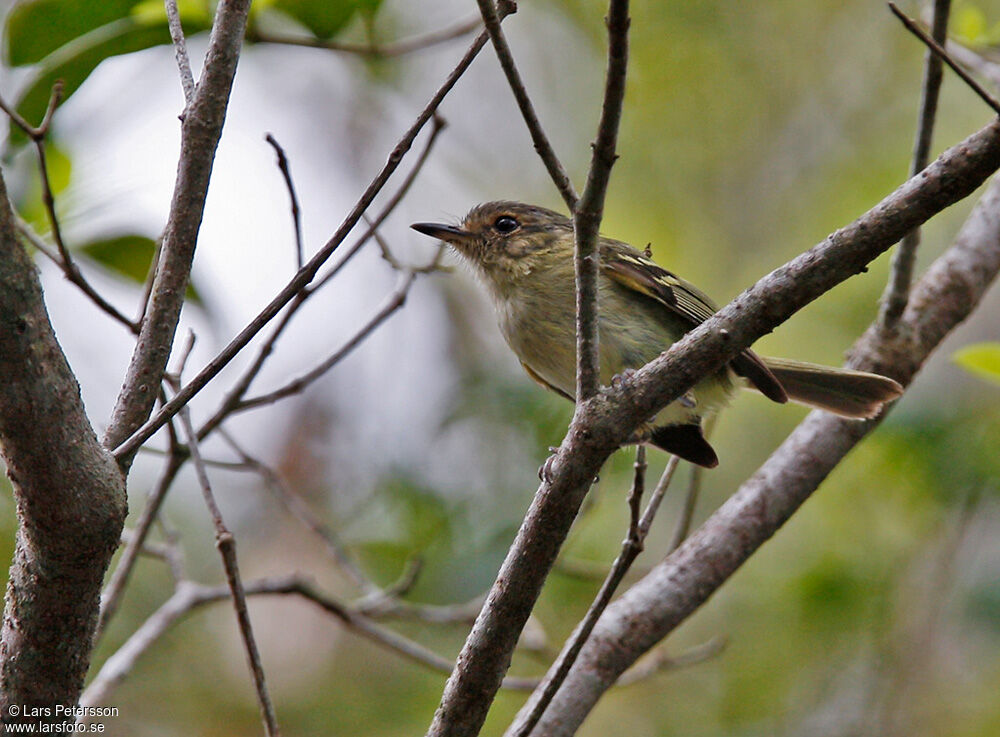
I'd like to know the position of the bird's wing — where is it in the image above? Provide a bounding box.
[602,242,788,403]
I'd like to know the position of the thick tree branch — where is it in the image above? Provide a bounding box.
[424,117,1000,737]
[104,0,253,460]
[0,168,127,724]
[514,166,1000,736]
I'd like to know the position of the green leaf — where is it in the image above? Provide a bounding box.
[7,7,211,144]
[953,342,1000,386]
[269,0,382,39]
[80,234,202,305]
[952,4,988,44]
[3,0,145,66]
[79,234,157,284]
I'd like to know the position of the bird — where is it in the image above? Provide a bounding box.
[412,201,902,467]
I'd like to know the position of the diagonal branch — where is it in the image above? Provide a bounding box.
[423,116,1000,737]
[104,0,253,461]
[476,0,578,209]
[516,166,1000,736]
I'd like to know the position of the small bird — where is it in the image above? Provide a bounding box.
[412,201,902,467]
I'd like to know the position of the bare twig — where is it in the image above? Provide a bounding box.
[218,430,375,593]
[249,14,482,57]
[83,574,541,711]
[880,0,952,327]
[615,636,727,686]
[573,0,630,402]
[308,113,448,292]
[98,449,185,635]
[217,430,487,624]
[113,13,513,462]
[265,133,304,270]
[194,114,447,443]
[164,0,196,103]
[176,401,281,737]
[476,0,578,210]
[667,462,703,553]
[12,215,59,263]
[1,85,139,332]
[871,487,983,735]
[236,271,417,412]
[888,2,1000,114]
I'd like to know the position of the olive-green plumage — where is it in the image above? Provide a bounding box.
[412,201,902,467]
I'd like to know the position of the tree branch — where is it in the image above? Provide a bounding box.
[880,0,952,327]
[0,166,127,725]
[516,163,1000,737]
[423,116,1000,737]
[573,0,630,403]
[248,14,483,57]
[476,0,579,210]
[104,0,253,461]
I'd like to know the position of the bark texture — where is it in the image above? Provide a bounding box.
[0,170,127,725]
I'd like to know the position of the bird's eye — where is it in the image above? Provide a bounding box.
[493,215,519,234]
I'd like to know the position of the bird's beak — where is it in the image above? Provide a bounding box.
[411,222,471,244]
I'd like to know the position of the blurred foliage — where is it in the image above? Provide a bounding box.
[3,0,1000,736]
[954,341,1000,385]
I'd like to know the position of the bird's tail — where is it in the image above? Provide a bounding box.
[754,357,902,419]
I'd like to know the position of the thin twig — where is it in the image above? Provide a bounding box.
[476,0,578,210]
[13,215,62,264]
[370,215,452,273]
[218,429,375,593]
[83,574,541,710]
[164,0,196,103]
[113,11,513,461]
[880,0,952,327]
[1,85,139,332]
[236,271,417,412]
[98,449,185,636]
[615,636,727,685]
[216,430,485,623]
[166,334,280,737]
[665,415,711,552]
[289,579,541,690]
[667,462,702,552]
[308,113,448,293]
[265,133,304,270]
[250,14,482,57]
[573,0,630,402]
[888,2,1000,114]
[194,114,447,442]
[176,401,281,737]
